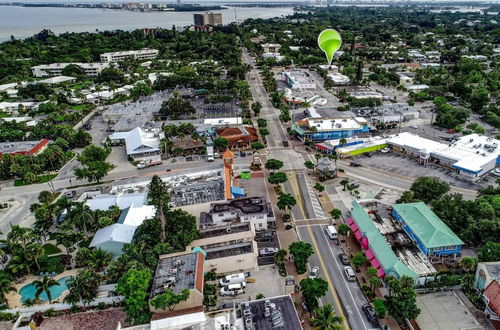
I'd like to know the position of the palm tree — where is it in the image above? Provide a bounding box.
[34,276,60,304]
[55,229,84,257]
[90,248,112,272]
[27,243,44,271]
[0,272,16,304]
[70,203,95,236]
[340,179,349,191]
[55,197,73,216]
[147,175,169,243]
[310,304,344,330]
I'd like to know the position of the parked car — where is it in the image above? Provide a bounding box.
[338,254,350,265]
[220,282,246,296]
[219,273,246,287]
[259,247,278,256]
[410,124,418,129]
[380,148,390,154]
[349,162,362,167]
[283,140,289,147]
[362,303,378,325]
[65,190,76,198]
[343,266,356,281]
[309,266,320,279]
[218,301,236,310]
[256,232,274,242]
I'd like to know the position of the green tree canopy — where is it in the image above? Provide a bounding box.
[116,269,152,325]
[300,277,328,311]
[150,288,190,311]
[409,176,450,203]
[289,241,314,274]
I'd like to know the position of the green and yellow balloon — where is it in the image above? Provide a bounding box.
[318,29,342,66]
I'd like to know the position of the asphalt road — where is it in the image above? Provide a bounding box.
[297,224,378,330]
[242,49,289,149]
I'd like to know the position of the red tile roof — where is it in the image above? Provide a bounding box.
[28,139,49,156]
[484,280,500,317]
[194,251,205,293]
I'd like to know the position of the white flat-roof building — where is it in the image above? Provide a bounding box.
[305,107,321,119]
[327,73,350,86]
[318,64,339,73]
[308,117,368,132]
[262,52,285,62]
[100,49,159,63]
[339,132,500,182]
[261,43,281,53]
[0,101,38,114]
[407,84,429,92]
[31,63,109,77]
[85,192,147,211]
[350,90,383,99]
[108,126,162,160]
[282,71,316,90]
[203,117,242,127]
[38,76,76,85]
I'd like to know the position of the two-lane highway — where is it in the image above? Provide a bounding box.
[297,224,378,330]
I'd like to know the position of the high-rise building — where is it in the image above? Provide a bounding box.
[193,11,223,26]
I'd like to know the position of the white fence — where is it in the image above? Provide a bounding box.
[3,296,124,315]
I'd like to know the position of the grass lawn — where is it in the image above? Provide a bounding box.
[14,174,57,186]
[43,243,62,255]
[0,112,11,118]
[69,104,92,111]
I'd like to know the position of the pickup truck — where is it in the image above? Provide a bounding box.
[137,159,162,169]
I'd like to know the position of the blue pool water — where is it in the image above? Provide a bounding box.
[19,276,73,302]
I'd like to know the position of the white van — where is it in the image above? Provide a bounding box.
[325,225,338,240]
[219,273,246,286]
[220,282,246,296]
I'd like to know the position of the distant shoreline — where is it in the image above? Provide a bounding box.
[0,2,228,12]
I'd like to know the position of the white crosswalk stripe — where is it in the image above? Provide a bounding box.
[303,176,326,218]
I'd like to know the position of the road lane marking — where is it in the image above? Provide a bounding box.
[287,172,306,219]
[298,226,351,330]
[319,229,369,330]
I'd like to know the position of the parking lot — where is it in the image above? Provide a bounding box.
[255,231,280,266]
[190,96,242,118]
[217,266,286,305]
[350,152,491,189]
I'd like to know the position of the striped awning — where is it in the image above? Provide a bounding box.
[377,267,385,278]
[354,230,363,241]
[365,249,375,261]
[361,236,369,250]
[370,257,381,270]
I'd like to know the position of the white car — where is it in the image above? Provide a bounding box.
[380,148,390,154]
[344,266,356,281]
[259,247,278,256]
[410,124,418,129]
[309,266,320,279]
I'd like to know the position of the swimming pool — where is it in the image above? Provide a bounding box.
[19,276,73,302]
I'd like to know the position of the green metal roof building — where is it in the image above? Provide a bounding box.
[392,202,464,257]
[349,201,417,279]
